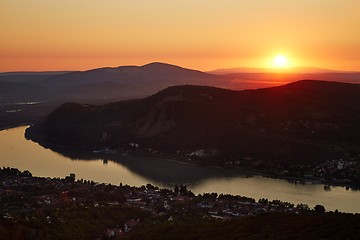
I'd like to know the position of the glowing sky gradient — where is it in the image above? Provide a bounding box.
[1,0,360,71]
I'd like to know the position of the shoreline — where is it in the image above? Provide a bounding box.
[0,122,33,132]
[141,153,359,190]
[21,125,359,191]
[3,124,359,191]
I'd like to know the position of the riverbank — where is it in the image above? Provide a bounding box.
[1,167,359,240]
[129,151,360,191]
[0,122,33,132]
[21,124,360,191]
[2,125,360,213]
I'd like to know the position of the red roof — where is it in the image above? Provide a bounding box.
[125,219,139,227]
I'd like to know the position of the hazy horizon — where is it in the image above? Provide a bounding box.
[1,61,360,74]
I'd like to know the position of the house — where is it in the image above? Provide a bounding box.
[164,200,171,210]
[124,219,140,232]
[103,228,123,239]
[197,202,213,208]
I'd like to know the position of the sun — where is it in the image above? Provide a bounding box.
[273,55,288,68]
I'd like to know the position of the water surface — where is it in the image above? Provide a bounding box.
[1,126,359,213]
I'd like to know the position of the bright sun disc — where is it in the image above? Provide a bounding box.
[273,55,288,68]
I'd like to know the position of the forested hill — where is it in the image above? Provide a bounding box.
[27,80,360,168]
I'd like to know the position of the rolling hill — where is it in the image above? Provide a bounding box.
[0,63,226,103]
[0,63,225,129]
[27,80,360,169]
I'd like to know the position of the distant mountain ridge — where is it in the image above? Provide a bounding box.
[208,66,360,74]
[2,62,360,131]
[0,62,226,105]
[42,62,222,88]
[27,80,360,169]
[0,62,226,129]
[2,62,360,106]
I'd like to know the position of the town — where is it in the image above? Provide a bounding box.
[0,167,338,239]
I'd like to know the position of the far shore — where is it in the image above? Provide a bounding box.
[0,123,33,132]
[2,124,355,191]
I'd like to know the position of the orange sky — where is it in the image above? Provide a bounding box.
[1,0,360,72]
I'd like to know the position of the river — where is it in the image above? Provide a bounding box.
[1,126,359,213]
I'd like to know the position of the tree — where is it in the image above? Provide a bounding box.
[146,183,155,190]
[259,198,269,205]
[180,184,187,195]
[296,203,309,210]
[174,185,179,195]
[65,173,76,182]
[314,204,326,213]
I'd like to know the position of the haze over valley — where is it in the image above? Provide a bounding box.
[2,62,360,130]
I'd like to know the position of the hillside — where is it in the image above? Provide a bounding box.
[0,62,225,103]
[128,214,360,240]
[3,63,360,131]
[0,62,224,130]
[0,80,47,101]
[27,80,360,173]
[2,63,360,105]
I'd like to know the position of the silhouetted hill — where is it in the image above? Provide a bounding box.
[0,63,227,106]
[2,63,360,106]
[208,66,359,74]
[0,80,49,104]
[221,72,360,89]
[0,63,226,129]
[42,62,221,89]
[40,62,225,99]
[27,80,360,169]
[0,72,71,108]
[0,71,71,82]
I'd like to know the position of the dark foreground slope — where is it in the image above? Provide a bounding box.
[27,80,360,169]
[128,214,360,240]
